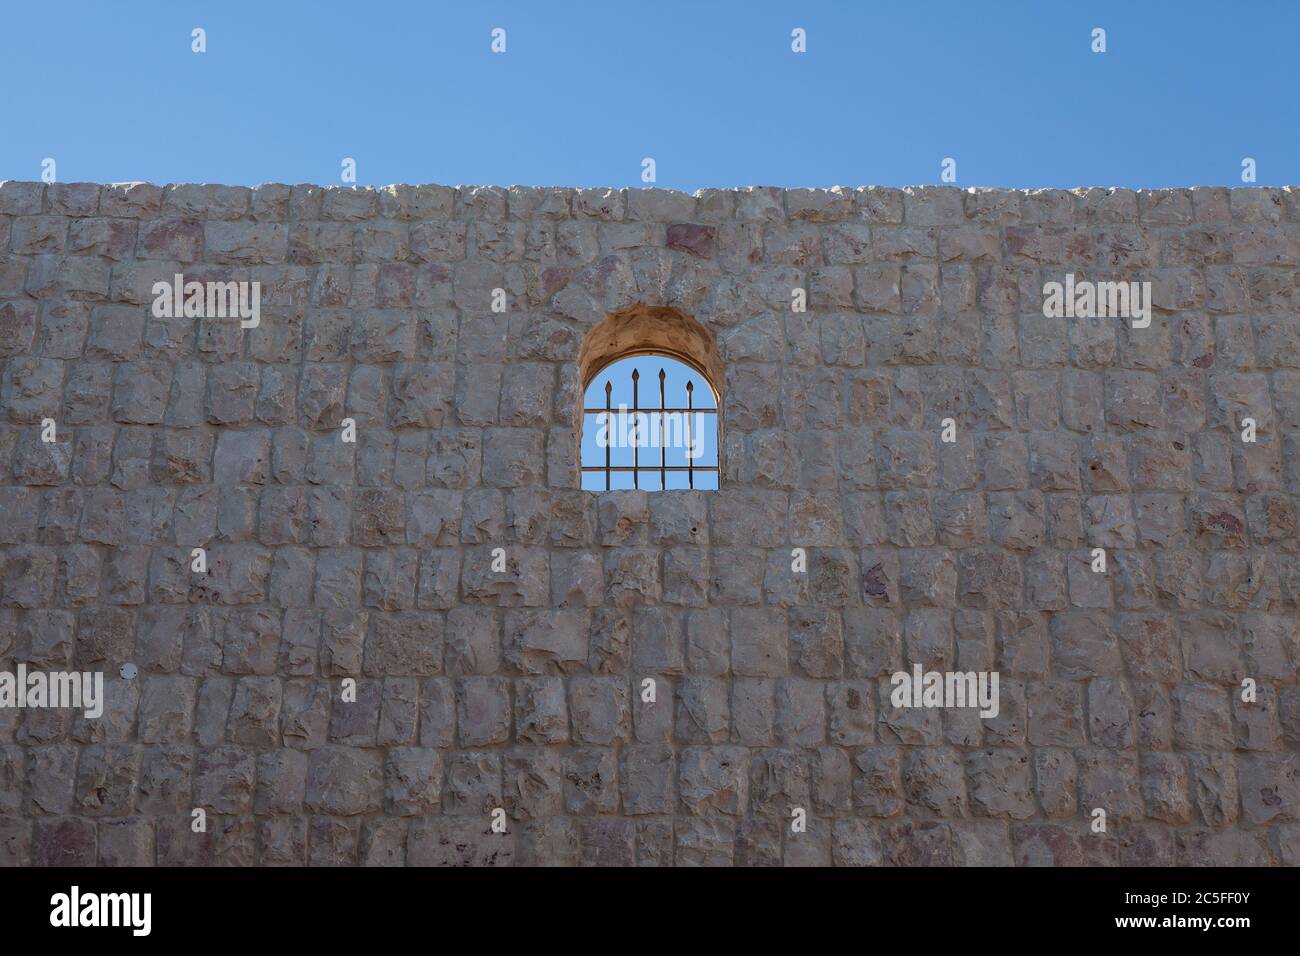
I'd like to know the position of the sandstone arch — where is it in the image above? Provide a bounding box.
[578,304,723,401]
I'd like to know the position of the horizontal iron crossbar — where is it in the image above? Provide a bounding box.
[581,466,720,472]
[583,407,717,414]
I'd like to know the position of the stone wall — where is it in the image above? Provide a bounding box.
[0,179,1297,866]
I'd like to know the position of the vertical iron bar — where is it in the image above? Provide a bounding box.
[603,380,612,491]
[631,368,639,489]
[686,379,695,489]
[659,368,667,491]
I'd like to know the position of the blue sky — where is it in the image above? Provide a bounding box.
[3,0,1296,190]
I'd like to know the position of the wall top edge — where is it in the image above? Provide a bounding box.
[2,181,1298,196]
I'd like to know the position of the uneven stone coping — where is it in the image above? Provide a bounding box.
[4,180,1299,216]
[7,181,1300,192]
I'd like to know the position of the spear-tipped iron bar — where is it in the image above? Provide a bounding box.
[659,368,667,491]
[686,379,695,489]
[603,380,612,491]
[631,368,639,490]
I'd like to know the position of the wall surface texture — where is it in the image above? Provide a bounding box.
[0,180,1298,867]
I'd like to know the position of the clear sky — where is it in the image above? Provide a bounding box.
[3,0,1296,190]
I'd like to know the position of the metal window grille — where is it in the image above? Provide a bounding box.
[581,358,719,491]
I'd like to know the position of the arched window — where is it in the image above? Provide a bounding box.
[581,353,719,490]
[577,305,723,492]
